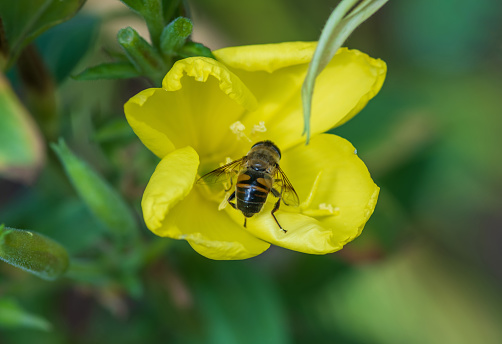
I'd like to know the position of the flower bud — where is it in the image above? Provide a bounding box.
[178,41,214,59]
[0,225,69,280]
[160,17,193,56]
[117,27,166,85]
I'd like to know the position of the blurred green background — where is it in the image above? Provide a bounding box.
[1,0,502,343]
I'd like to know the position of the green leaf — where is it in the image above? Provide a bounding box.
[0,73,44,183]
[160,17,193,56]
[178,41,214,59]
[142,0,165,48]
[73,62,141,81]
[0,225,69,280]
[0,0,86,69]
[162,0,184,24]
[117,26,166,86]
[120,0,144,13]
[0,297,52,331]
[51,139,139,242]
[35,13,100,84]
[301,0,388,143]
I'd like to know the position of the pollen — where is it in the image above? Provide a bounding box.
[251,121,267,134]
[318,203,340,215]
[229,121,251,142]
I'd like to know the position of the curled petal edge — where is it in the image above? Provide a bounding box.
[142,146,199,231]
[162,57,258,111]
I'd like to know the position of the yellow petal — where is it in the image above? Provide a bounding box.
[244,212,342,254]
[163,57,258,111]
[124,57,258,160]
[124,88,175,158]
[155,190,270,260]
[143,146,269,259]
[240,134,379,254]
[142,146,199,231]
[214,42,317,73]
[216,44,386,151]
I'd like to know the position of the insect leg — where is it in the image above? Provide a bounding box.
[225,174,234,192]
[227,191,237,209]
[227,191,246,227]
[271,197,287,233]
[271,187,280,197]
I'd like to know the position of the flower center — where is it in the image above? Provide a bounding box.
[251,121,267,134]
[229,120,268,143]
[229,121,251,142]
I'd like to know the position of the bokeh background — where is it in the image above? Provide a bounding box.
[1,0,502,343]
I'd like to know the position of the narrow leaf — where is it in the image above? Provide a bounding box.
[51,139,138,241]
[0,225,69,280]
[74,62,141,81]
[0,297,52,331]
[162,0,184,24]
[35,13,100,84]
[301,0,388,143]
[0,72,44,183]
[119,0,144,13]
[178,41,214,59]
[0,0,86,68]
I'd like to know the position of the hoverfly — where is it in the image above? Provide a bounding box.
[197,140,299,233]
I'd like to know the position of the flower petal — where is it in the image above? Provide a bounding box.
[240,134,379,254]
[163,57,258,111]
[143,146,269,260]
[142,146,199,231]
[216,44,386,151]
[156,190,270,260]
[124,57,258,160]
[214,42,317,73]
[124,88,176,158]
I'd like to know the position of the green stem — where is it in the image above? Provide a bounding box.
[143,0,165,48]
[301,0,389,144]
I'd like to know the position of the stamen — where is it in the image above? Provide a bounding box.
[251,121,267,134]
[302,202,340,217]
[229,121,251,142]
[318,203,340,215]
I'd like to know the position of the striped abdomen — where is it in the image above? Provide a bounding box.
[235,170,273,217]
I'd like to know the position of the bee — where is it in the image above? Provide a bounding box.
[197,140,299,233]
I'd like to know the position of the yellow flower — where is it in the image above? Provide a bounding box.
[124,42,386,260]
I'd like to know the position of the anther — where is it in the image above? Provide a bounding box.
[251,121,267,134]
[229,121,251,142]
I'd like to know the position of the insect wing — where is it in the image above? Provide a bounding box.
[275,167,300,207]
[197,158,245,185]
